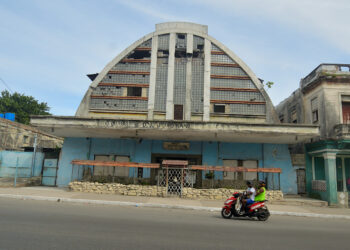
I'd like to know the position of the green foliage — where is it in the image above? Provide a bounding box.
[205,171,215,179]
[0,90,51,124]
[265,81,274,89]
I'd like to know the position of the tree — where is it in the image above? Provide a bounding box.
[0,90,51,124]
[265,81,274,89]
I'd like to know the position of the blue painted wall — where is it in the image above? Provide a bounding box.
[0,151,44,178]
[58,138,297,194]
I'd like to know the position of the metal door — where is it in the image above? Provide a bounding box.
[158,167,194,196]
[296,169,306,194]
[42,159,58,186]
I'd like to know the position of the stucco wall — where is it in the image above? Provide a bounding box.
[57,138,297,194]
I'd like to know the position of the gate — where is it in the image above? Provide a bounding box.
[157,160,195,196]
[42,159,58,186]
[296,168,306,194]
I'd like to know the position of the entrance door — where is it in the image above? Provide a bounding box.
[174,105,183,120]
[296,168,306,194]
[42,159,58,186]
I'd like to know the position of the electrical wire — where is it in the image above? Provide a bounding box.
[0,77,13,93]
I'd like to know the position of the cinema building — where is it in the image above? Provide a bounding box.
[31,22,318,194]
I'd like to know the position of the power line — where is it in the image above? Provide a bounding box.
[0,77,13,93]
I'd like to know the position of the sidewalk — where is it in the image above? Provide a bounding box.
[0,187,349,219]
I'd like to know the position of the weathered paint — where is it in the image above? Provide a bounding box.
[0,151,44,178]
[58,137,298,194]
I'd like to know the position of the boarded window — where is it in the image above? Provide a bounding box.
[93,155,130,177]
[127,87,142,97]
[222,159,258,181]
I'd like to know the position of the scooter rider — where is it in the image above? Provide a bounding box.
[255,181,266,202]
[242,181,256,210]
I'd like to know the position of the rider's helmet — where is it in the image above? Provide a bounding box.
[259,180,266,186]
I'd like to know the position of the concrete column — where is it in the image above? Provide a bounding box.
[147,35,158,120]
[323,152,338,205]
[166,33,176,120]
[185,34,193,121]
[203,38,211,121]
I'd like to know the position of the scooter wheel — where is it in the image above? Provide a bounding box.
[257,208,270,221]
[221,208,233,219]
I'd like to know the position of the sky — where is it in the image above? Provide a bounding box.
[1,0,349,115]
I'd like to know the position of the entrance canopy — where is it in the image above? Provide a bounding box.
[31,116,318,144]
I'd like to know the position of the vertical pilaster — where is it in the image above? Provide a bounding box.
[203,38,211,121]
[147,35,158,120]
[312,156,315,180]
[323,152,338,205]
[185,34,193,120]
[166,33,176,120]
[342,157,346,192]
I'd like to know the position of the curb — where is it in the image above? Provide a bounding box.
[1,194,349,220]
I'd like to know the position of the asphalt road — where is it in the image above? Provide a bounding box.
[0,198,349,250]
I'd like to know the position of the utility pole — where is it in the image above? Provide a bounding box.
[30,134,38,177]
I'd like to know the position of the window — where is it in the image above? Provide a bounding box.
[342,101,350,124]
[127,87,142,97]
[279,115,284,123]
[214,104,225,113]
[290,107,297,123]
[311,97,318,123]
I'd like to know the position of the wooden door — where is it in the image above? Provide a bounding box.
[174,105,183,120]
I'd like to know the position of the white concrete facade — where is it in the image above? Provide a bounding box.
[76,22,278,123]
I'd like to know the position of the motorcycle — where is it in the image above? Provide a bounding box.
[221,192,270,221]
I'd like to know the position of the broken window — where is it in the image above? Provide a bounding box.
[214,104,225,113]
[127,87,142,97]
[127,50,151,59]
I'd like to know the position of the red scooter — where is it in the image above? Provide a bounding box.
[221,192,270,221]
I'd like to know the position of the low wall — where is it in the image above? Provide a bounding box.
[69,181,284,201]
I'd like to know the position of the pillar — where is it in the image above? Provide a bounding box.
[323,152,338,205]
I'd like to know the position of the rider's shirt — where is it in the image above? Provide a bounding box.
[247,187,256,201]
[255,187,266,202]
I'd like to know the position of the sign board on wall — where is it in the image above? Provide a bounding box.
[163,142,190,151]
[291,154,305,166]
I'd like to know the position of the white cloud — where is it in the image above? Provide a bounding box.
[188,0,350,54]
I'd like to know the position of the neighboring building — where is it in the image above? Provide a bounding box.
[0,117,63,151]
[0,117,63,186]
[31,22,318,194]
[277,64,350,206]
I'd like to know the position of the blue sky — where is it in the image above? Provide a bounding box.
[1,0,349,115]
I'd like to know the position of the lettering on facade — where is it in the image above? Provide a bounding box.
[102,120,191,129]
[163,142,190,151]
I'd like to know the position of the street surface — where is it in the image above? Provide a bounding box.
[0,198,349,250]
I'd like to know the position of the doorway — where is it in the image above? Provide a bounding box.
[151,154,202,188]
[296,168,306,194]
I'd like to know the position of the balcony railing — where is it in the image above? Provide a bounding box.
[334,124,350,138]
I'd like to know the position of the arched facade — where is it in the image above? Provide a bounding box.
[76,22,278,123]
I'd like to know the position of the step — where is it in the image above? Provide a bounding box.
[270,198,328,207]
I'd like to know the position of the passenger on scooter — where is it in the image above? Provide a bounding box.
[242,181,256,210]
[255,181,266,202]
